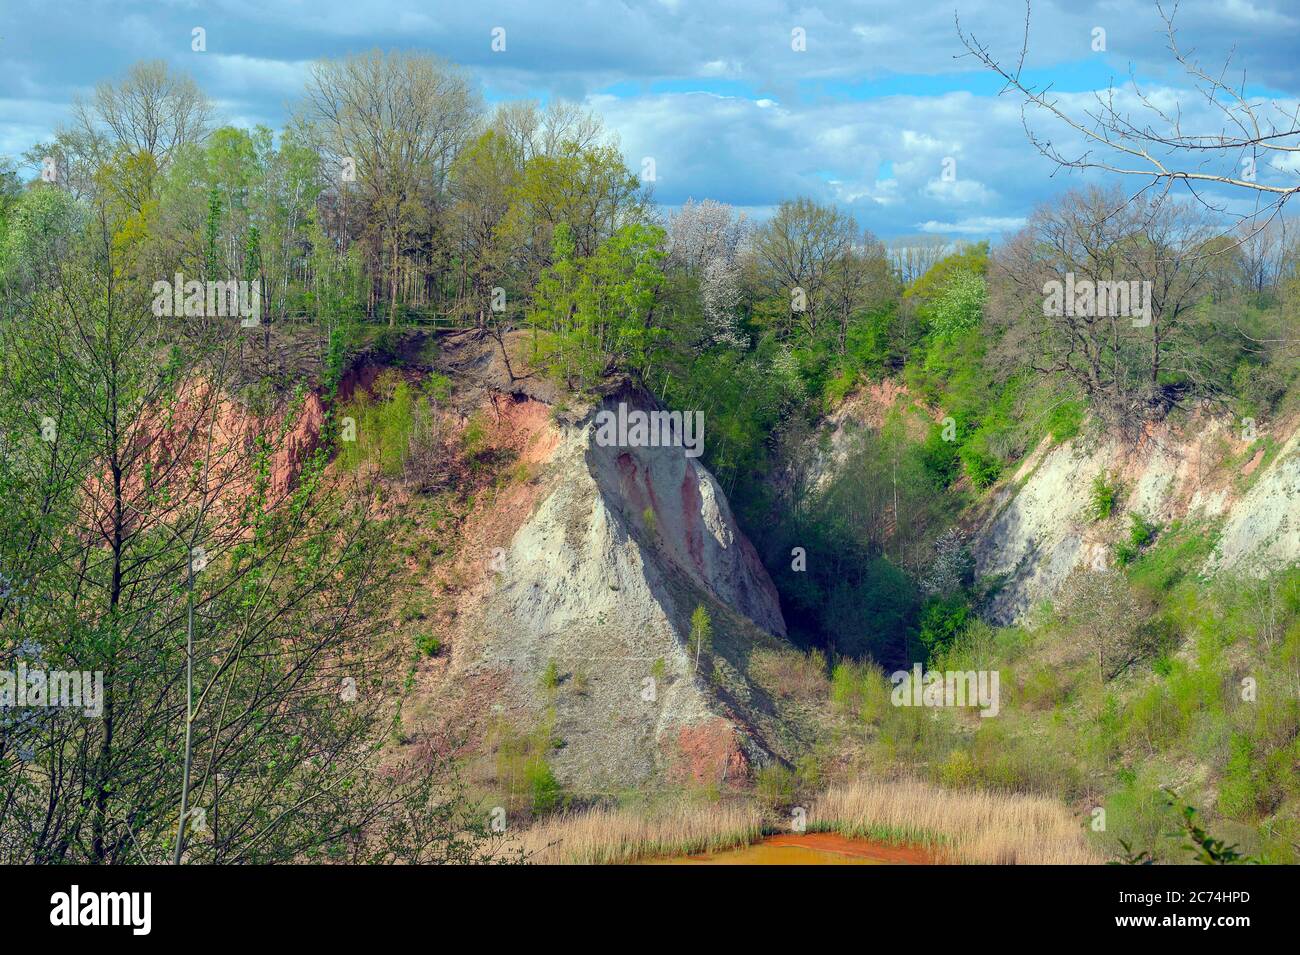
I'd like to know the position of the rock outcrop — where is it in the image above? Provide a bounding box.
[971,411,1300,623]
[449,388,796,791]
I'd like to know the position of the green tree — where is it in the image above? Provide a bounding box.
[689,605,713,672]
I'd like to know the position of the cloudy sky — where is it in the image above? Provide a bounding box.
[1,0,1296,239]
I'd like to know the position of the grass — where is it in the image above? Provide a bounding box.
[810,777,1104,864]
[505,775,1102,864]
[511,800,763,864]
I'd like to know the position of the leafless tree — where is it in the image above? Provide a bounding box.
[300,51,480,320]
[956,2,1299,228]
[74,60,212,167]
[888,234,951,284]
[990,186,1219,431]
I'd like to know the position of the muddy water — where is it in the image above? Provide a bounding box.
[647,832,936,865]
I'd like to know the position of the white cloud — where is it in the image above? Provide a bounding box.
[918,216,1027,234]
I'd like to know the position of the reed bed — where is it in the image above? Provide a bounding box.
[509,776,1103,864]
[810,776,1104,865]
[511,800,763,864]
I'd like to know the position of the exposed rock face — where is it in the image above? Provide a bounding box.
[971,412,1300,623]
[91,378,326,537]
[796,378,1300,627]
[1207,428,1300,574]
[454,391,793,790]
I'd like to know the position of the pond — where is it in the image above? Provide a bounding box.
[645,832,937,865]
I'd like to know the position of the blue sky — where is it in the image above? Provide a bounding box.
[1,0,1297,239]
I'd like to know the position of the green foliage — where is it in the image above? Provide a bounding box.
[540,658,560,691]
[755,763,799,809]
[1088,472,1119,522]
[922,269,987,340]
[524,757,561,814]
[528,221,666,388]
[688,605,713,670]
[920,422,962,486]
[1172,794,1253,864]
[1045,400,1084,443]
[959,445,1002,489]
[1117,513,1161,566]
[918,596,972,658]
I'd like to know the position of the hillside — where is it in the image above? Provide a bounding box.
[324,331,816,807]
[787,381,1300,863]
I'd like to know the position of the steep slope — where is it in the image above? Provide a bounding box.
[448,391,794,792]
[971,410,1300,622]
[783,375,1300,626]
[393,334,802,794]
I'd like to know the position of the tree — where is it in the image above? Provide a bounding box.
[0,208,495,864]
[957,2,1299,226]
[528,222,666,388]
[500,141,648,284]
[33,60,212,202]
[1055,569,1160,681]
[665,199,752,351]
[990,187,1218,430]
[750,197,858,341]
[667,198,750,272]
[689,605,712,672]
[888,235,950,285]
[300,51,479,319]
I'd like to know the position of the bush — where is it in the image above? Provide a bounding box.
[960,446,1001,489]
[918,596,971,658]
[1088,472,1119,522]
[414,632,441,657]
[540,659,560,691]
[524,757,561,814]
[921,424,962,487]
[1129,512,1160,548]
[1045,400,1084,443]
[755,763,799,809]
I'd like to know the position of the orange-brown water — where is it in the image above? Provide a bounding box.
[647,832,937,865]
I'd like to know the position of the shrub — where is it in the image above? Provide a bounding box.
[414,632,441,657]
[918,596,971,658]
[1088,472,1119,521]
[938,748,977,788]
[461,412,489,457]
[1045,400,1084,443]
[540,659,560,691]
[524,756,561,814]
[824,367,857,404]
[688,605,712,671]
[960,446,1001,489]
[755,763,799,810]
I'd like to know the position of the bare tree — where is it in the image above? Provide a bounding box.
[888,234,951,285]
[492,100,606,164]
[301,51,480,320]
[991,186,1218,429]
[74,60,212,167]
[956,2,1300,226]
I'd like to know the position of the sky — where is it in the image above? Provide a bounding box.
[1,0,1297,240]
